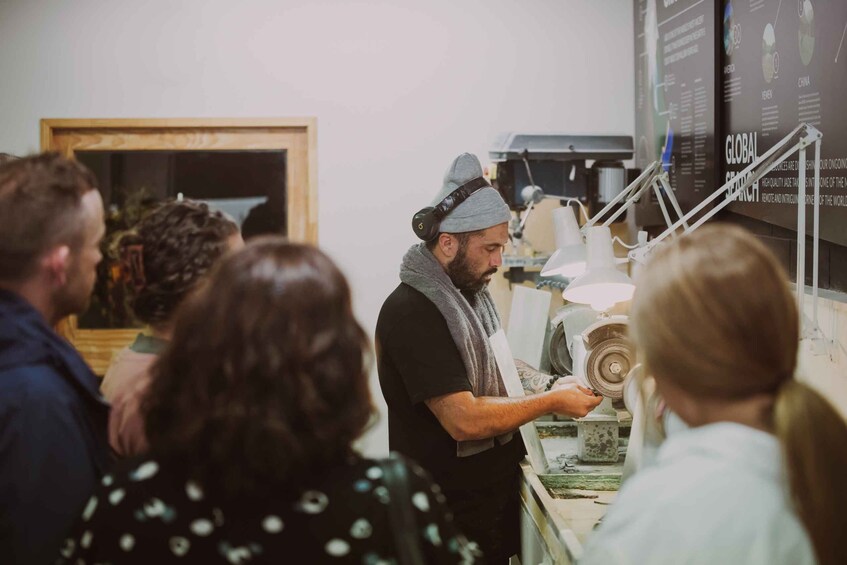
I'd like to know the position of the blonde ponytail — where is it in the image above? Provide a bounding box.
[630,224,847,563]
[774,379,847,565]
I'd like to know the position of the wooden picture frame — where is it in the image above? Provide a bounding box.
[41,118,318,374]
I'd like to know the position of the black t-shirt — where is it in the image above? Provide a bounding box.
[375,283,525,494]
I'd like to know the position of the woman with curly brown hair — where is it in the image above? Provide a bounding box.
[60,238,480,564]
[101,199,241,457]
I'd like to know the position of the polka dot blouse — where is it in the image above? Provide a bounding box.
[57,455,482,564]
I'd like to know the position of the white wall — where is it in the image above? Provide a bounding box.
[799,297,847,420]
[0,0,635,455]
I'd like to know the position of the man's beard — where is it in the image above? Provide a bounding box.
[52,261,94,322]
[53,282,92,322]
[446,246,497,292]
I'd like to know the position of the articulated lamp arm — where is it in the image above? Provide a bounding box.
[581,160,688,233]
[644,123,820,249]
[632,122,825,341]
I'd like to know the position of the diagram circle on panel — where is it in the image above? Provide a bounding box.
[798,0,815,66]
[724,2,736,55]
[762,23,778,83]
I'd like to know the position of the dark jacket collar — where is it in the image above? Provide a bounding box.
[0,289,108,407]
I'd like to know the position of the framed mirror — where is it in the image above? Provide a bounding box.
[41,118,317,374]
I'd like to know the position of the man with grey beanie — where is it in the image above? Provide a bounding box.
[376,153,601,563]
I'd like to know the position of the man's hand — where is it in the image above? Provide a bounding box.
[514,358,553,395]
[547,383,603,418]
[550,375,581,389]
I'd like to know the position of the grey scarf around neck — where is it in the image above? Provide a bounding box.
[399,243,514,457]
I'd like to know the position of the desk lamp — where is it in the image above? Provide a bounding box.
[539,206,586,278]
[538,160,685,311]
[562,226,634,312]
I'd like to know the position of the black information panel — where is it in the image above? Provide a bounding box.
[634,0,719,224]
[721,0,847,246]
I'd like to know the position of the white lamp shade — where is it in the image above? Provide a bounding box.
[562,226,635,311]
[562,268,635,311]
[541,207,587,277]
[541,246,587,277]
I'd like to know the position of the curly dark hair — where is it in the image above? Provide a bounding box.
[118,200,238,327]
[143,237,374,501]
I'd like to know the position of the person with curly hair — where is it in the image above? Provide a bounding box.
[101,199,241,457]
[59,238,481,564]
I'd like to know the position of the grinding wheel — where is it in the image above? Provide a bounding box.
[548,323,572,375]
[583,322,633,399]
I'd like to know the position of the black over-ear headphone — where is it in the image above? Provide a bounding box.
[411,177,491,241]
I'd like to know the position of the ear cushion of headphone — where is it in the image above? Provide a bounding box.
[412,207,439,241]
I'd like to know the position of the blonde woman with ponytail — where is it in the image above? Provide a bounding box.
[580,224,847,565]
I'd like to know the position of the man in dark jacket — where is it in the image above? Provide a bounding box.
[0,153,110,564]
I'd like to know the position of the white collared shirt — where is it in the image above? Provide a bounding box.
[580,422,816,565]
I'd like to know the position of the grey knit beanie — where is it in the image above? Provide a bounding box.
[432,153,512,234]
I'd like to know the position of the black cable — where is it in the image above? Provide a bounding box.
[521,150,537,193]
